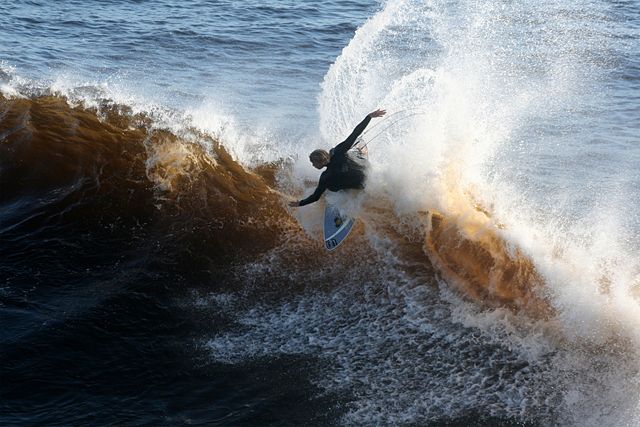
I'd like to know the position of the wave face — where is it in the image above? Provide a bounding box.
[2,0,640,425]
[0,94,307,425]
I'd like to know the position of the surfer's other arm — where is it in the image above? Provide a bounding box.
[289,180,327,207]
[332,109,387,157]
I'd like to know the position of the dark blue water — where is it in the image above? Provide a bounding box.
[0,0,374,126]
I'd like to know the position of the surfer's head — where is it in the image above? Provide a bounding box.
[309,149,330,169]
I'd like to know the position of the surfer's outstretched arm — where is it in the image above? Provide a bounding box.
[290,181,327,207]
[332,109,386,157]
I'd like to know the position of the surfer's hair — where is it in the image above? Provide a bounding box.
[309,149,330,164]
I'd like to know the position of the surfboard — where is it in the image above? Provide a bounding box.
[323,205,355,251]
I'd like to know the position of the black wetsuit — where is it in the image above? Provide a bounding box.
[299,115,371,207]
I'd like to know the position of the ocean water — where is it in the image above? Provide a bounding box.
[1,0,639,425]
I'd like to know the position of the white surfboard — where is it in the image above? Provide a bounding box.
[323,205,355,251]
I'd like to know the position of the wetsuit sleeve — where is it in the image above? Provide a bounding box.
[332,115,372,157]
[298,179,327,206]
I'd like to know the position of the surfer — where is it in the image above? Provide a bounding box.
[288,108,387,207]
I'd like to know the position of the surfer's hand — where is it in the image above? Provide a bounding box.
[288,200,299,207]
[368,108,386,118]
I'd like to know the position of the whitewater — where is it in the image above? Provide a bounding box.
[1,0,639,425]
